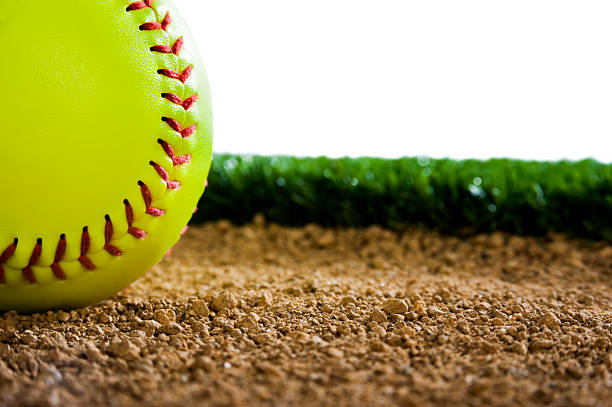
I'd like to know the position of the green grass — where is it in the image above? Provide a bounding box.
[193,155,612,241]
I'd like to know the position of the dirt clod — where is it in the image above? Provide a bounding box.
[538,312,561,329]
[381,298,409,314]
[153,309,175,325]
[190,300,210,317]
[211,291,238,312]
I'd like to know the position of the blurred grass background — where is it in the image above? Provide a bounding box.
[193,155,612,242]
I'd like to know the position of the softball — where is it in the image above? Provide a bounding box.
[0,0,213,312]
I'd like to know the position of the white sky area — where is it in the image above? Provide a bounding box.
[174,0,612,162]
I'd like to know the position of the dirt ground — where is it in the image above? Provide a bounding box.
[0,217,611,407]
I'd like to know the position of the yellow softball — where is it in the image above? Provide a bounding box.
[0,0,213,312]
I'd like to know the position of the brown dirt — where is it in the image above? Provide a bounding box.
[1,216,611,407]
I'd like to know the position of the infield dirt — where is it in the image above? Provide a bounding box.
[0,217,611,406]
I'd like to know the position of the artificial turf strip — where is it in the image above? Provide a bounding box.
[193,155,612,242]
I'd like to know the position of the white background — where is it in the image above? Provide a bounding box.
[174,0,612,162]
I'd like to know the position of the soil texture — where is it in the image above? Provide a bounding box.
[1,217,611,406]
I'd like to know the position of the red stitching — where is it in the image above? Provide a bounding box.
[78,227,96,271]
[182,95,198,110]
[0,240,17,264]
[140,14,170,31]
[172,37,184,55]
[138,181,165,217]
[150,38,183,55]
[162,117,197,138]
[128,2,194,210]
[161,13,172,31]
[0,240,17,284]
[158,139,191,166]
[140,22,160,31]
[162,117,181,133]
[22,239,42,284]
[130,1,194,180]
[161,93,182,105]
[51,235,67,280]
[104,215,122,256]
[158,66,193,83]
[126,0,151,11]
[150,44,171,54]
[150,162,181,190]
[124,200,147,239]
[162,93,198,110]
